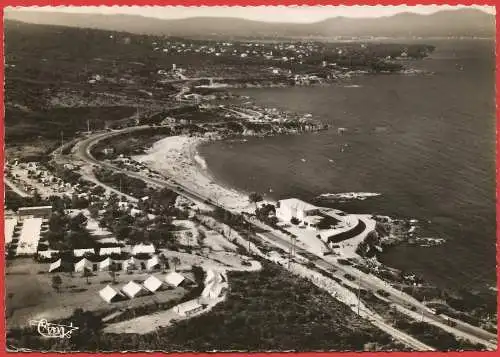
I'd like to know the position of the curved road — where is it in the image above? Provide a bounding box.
[71,126,497,351]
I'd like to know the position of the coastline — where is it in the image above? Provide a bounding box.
[133,135,255,212]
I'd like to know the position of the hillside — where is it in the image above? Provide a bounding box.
[4,8,495,39]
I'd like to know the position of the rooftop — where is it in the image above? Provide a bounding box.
[278,198,318,212]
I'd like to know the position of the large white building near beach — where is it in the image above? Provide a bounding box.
[276,198,321,223]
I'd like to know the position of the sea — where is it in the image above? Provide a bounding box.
[199,39,496,292]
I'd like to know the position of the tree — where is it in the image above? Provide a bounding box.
[52,275,62,292]
[159,254,169,272]
[83,270,92,284]
[248,192,263,210]
[185,231,193,247]
[290,217,300,225]
[70,212,88,231]
[171,256,181,271]
[88,204,100,219]
[108,270,117,284]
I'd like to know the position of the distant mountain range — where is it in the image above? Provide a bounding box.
[4,8,495,39]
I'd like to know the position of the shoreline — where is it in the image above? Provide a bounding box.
[133,135,256,212]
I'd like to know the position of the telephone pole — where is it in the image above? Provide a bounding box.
[357,275,361,315]
[60,131,64,153]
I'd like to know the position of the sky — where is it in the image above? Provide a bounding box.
[8,5,496,23]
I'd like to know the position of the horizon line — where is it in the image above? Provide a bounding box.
[5,5,495,24]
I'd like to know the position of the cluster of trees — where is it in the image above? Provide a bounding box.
[255,203,277,226]
[91,127,173,159]
[94,168,146,196]
[43,211,94,250]
[95,189,184,248]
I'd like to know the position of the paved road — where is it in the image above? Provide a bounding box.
[72,127,497,351]
[250,218,497,350]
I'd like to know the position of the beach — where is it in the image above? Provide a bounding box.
[133,135,254,212]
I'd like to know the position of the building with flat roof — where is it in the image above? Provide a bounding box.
[174,300,203,316]
[4,218,17,245]
[16,218,43,255]
[276,198,320,223]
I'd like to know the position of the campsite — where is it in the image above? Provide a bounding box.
[5,257,193,328]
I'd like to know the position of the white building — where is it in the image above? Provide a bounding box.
[38,250,59,259]
[174,300,203,316]
[131,243,155,255]
[16,218,43,255]
[74,248,95,257]
[99,247,122,256]
[4,218,17,245]
[275,198,320,223]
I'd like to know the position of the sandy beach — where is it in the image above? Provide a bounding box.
[133,135,254,212]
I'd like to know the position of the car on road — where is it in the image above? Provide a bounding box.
[337,258,352,266]
[376,289,391,298]
[344,273,356,281]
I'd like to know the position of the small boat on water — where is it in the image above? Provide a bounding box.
[301,158,307,162]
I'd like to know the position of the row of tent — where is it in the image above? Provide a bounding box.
[99,271,191,303]
[49,255,162,273]
[39,244,156,259]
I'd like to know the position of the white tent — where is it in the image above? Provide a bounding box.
[38,250,59,259]
[99,247,122,256]
[146,255,160,270]
[74,258,93,272]
[99,285,122,303]
[143,275,163,293]
[165,271,185,287]
[121,280,145,299]
[73,248,95,257]
[99,257,112,271]
[48,259,62,272]
[131,243,155,255]
[123,257,137,271]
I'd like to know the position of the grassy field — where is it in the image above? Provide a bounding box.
[5,258,187,329]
